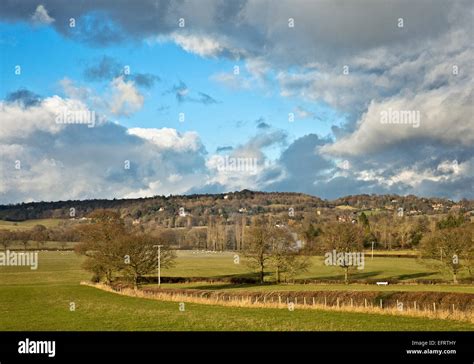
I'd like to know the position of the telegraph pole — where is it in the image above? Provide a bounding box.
[153,245,163,287]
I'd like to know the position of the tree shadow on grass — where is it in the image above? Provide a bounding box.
[386,272,439,281]
[183,283,272,291]
[304,271,383,282]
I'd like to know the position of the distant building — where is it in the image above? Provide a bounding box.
[432,203,444,211]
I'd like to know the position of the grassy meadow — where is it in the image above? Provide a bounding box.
[0,218,63,231]
[0,251,473,331]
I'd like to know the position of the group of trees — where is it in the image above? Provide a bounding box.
[75,210,176,288]
[1,202,472,286]
[297,212,473,284]
[0,222,85,251]
[0,224,50,250]
[244,217,310,283]
[320,222,365,284]
[420,215,473,283]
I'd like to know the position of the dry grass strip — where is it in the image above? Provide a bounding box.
[81,282,474,324]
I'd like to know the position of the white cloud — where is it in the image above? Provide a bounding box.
[109,76,144,116]
[0,96,89,141]
[127,128,202,152]
[31,5,54,25]
[211,72,251,90]
[0,95,208,204]
[321,85,473,157]
[167,32,224,57]
[294,106,314,119]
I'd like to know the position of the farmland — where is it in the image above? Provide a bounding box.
[0,251,473,331]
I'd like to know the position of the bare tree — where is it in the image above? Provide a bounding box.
[18,231,31,251]
[121,233,176,289]
[31,224,48,249]
[244,217,273,283]
[75,210,127,284]
[420,224,473,283]
[76,210,177,287]
[270,228,310,283]
[0,230,13,251]
[321,222,365,284]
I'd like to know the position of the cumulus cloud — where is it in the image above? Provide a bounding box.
[127,128,203,152]
[0,95,208,203]
[199,130,287,192]
[321,85,474,157]
[1,0,472,200]
[0,95,83,140]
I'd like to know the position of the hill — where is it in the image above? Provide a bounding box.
[0,191,471,222]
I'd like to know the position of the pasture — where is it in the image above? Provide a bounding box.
[0,251,472,331]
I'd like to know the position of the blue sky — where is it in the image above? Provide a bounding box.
[0,1,472,203]
[0,20,340,157]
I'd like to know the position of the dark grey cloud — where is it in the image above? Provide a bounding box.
[259,133,474,200]
[165,81,219,104]
[84,55,160,88]
[5,89,41,107]
[257,122,270,129]
[216,146,233,153]
[3,1,469,105]
[265,134,334,193]
[255,117,270,129]
[131,73,160,88]
[194,92,218,105]
[0,0,462,61]
[83,56,121,80]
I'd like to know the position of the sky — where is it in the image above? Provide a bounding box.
[0,0,472,204]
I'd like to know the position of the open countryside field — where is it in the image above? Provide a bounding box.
[0,219,63,231]
[0,251,473,331]
[165,251,472,283]
[1,251,473,291]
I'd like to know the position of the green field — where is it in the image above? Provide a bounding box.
[161,282,474,294]
[0,218,64,231]
[0,251,473,331]
[165,251,470,283]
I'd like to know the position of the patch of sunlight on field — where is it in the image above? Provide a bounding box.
[167,251,465,282]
